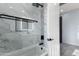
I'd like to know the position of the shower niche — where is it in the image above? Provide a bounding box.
[0,14,38,32]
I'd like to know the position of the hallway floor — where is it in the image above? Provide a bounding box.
[60,43,79,56]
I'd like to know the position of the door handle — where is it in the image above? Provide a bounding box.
[47,38,54,41]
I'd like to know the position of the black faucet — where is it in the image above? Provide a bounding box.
[39,42,44,45]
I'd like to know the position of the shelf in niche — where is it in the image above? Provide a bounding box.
[0,14,38,23]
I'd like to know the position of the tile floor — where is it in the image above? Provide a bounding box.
[60,43,79,56]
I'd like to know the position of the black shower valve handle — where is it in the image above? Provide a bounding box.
[47,38,54,41]
[39,43,44,45]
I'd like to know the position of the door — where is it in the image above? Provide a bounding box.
[44,3,60,56]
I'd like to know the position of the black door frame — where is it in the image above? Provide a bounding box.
[59,16,62,43]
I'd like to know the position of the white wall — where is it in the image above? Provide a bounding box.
[44,3,60,56]
[62,10,79,46]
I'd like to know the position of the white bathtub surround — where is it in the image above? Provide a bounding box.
[0,32,41,50]
[0,32,22,52]
[0,33,44,56]
[2,44,47,56]
[40,51,48,56]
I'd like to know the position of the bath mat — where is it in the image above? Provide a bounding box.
[72,49,79,56]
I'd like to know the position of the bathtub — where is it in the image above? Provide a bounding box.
[0,33,47,56]
[0,44,48,56]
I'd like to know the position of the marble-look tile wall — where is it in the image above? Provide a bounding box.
[0,3,44,50]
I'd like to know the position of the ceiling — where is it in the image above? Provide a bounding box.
[60,3,79,15]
